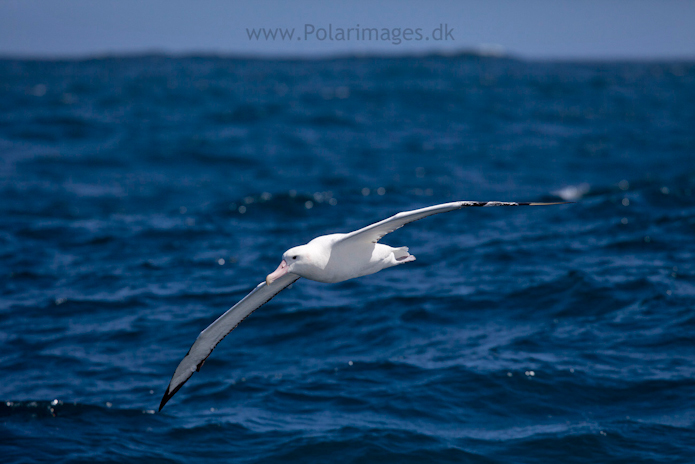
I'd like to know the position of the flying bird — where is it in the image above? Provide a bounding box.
[159,200,566,410]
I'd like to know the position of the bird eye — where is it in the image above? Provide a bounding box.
[292,256,298,260]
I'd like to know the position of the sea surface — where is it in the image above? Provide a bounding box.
[1,55,694,463]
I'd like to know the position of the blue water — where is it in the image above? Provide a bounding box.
[1,55,694,463]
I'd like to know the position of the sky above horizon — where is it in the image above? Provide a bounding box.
[1,0,694,60]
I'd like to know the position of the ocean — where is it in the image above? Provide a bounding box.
[1,55,694,463]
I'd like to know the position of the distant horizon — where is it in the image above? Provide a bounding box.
[2,49,694,63]
[1,0,694,61]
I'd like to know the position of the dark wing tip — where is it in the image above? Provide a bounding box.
[159,391,171,412]
[465,201,574,207]
[159,380,187,411]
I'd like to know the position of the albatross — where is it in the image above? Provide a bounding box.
[159,200,566,410]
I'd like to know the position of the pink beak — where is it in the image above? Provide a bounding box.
[266,260,288,285]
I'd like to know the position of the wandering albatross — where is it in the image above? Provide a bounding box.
[159,200,567,410]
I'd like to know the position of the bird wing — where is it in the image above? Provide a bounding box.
[337,200,568,245]
[159,272,301,411]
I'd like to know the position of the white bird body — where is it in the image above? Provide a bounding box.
[159,200,566,410]
[288,233,413,284]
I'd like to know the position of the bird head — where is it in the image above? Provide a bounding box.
[266,245,312,285]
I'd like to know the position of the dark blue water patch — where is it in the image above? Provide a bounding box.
[1,54,694,463]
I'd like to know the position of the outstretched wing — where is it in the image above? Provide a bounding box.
[159,272,301,411]
[338,200,568,245]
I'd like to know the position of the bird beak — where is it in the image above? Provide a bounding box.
[266,260,288,285]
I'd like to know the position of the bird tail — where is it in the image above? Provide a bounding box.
[393,246,415,262]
